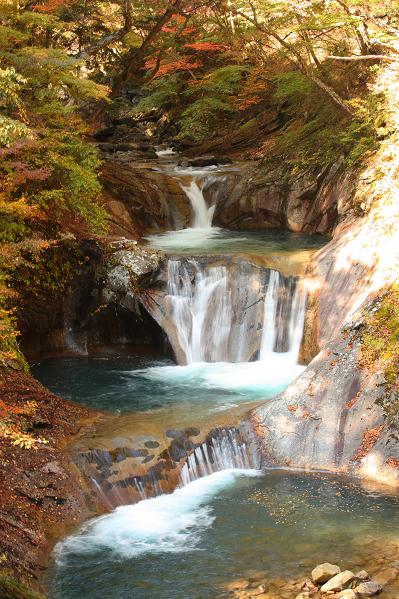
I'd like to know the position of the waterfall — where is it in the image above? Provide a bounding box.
[166,259,231,362]
[179,427,258,486]
[259,270,280,359]
[259,271,306,364]
[180,178,215,229]
[163,258,306,365]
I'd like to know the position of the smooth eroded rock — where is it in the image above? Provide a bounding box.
[320,570,356,593]
[312,563,341,584]
[354,581,383,597]
[336,590,357,598]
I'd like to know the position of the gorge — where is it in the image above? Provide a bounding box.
[28,152,399,598]
[1,2,399,598]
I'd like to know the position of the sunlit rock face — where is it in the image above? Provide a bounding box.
[252,319,399,486]
[252,66,399,484]
[251,202,399,485]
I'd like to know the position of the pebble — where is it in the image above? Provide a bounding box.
[335,591,357,599]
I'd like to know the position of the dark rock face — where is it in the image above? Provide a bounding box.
[179,155,233,167]
[210,159,354,236]
[0,369,92,590]
[101,159,191,236]
[20,241,166,359]
[98,142,354,238]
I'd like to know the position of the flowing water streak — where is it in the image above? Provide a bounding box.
[260,272,307,363]
[179,177,215,229]
[259,269,280,360]
[165,259,307,365]
[180,428,256,486]
[166,259,231,363]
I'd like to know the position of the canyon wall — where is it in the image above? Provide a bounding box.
[252,64,399,484]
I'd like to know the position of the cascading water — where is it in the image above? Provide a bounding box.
[179,177,216,229]
[163,258,306,366]
[179,427,258,486]
[166,260,231,363]
[259,270,307,362]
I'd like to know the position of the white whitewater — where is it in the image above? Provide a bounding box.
[259,269,280,359]
[56,469,261,562]
[180,178,215,229]
[259,270,306,363]
[166,260,231,363]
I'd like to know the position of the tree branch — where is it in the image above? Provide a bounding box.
[236,7,352,115]
[327,54,399,62]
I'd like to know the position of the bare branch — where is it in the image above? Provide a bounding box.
[327,54,399,62]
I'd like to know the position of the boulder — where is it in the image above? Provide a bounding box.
[312,563,341,584]
[185,155,232,167]
[354,581,383,597]
[320,571,356,593]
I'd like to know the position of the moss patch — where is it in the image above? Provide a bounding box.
[360,286,399,423]
[361,287,399,386]
[0,574,44,599]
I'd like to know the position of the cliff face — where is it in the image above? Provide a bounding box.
[210,159,354,236]
[101,159,191,237]
[100,154,352,238]
[252,57,399,485]
[19,241,164,360]
[252,319,399,485]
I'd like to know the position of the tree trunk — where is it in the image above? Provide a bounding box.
[310,74,352,115]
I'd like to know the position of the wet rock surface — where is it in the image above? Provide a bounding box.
[210,159,351,236]
[101,159,191,236]
[312,564,341,585]
[73,425,251,508]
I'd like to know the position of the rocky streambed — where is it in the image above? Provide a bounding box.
[219,553,399,599]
